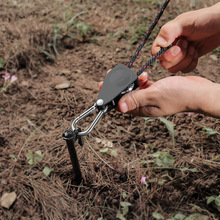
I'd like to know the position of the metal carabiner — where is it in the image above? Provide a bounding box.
[71,103,108,136]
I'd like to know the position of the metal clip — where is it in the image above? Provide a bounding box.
[71,103,108,136]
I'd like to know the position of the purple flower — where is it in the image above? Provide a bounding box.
[141,177,147,184]
[11,75,18,83]
[184,112,195,117]
[2,73,10,79]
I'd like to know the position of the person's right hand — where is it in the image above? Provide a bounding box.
[152,2,220,73]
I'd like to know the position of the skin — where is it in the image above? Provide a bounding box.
[114,2,220,118]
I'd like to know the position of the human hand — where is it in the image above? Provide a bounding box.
[152,2,220,73]
[117,73,217,117]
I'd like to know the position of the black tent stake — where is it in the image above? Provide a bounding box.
[63,130,83,185]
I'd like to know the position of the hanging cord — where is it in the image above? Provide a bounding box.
[127,0,172,76]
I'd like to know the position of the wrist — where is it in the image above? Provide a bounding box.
[182,77,219,118]
[200,83,220,118]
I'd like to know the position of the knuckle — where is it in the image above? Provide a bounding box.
[128,91,139,110]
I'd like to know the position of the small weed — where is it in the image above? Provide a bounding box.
[117,201,132,220]
[52,11,88,53]
[99,147,118,158]
[25,150,42,165]
[43,166,54,177]
[212,46,220,54]
[9,154,17,162]
[159,117,175,147]
[152,212,165,219]
[207,195,220,212]
[1,73,18,93]
[0,58,4,69]
[192,120,219,136]
[152,151,175,168]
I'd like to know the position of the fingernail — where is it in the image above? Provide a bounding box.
[120,102,128,113]
[170,46,181,56]
[141,72,148,77]
[157,37,168,47]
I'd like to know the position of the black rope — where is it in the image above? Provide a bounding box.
[127,0,172,75]
[136,44,172,76]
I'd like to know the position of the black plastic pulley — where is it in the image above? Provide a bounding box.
[97,64,139,111]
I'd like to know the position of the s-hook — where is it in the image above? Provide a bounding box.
[63,0,172,184]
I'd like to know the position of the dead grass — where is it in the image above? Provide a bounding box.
[1,0,219,219]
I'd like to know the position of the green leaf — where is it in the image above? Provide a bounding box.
[120,202,132,207]
[180,167,198,173]
[152,152,174,168]
[100,148,109,153]
[25,150,33,160]
[143,117,155,123]
[173,213,185,220]
[28,158,35,165]
[110,150,118,158]
[191,204,203,212]
[158,179,166,185]
[0,58,4,69]
[206,196,215,205]
[43,166,54,177]
[185,214,209,220]
[122,192,127,199]
[215,195,220,207]
[152,212,165,220]
[122,206,129,216]
[159,117,175,147]
[201,127,219,136]
[116,212,126,220]
[192,120,219,136]
[10,154,17,162]
[34,150,42,161]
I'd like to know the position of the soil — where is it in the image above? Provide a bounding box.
[0,0,219,219]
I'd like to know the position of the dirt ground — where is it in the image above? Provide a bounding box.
[0,0,219,219]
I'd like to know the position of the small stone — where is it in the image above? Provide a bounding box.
[55,81,70,89]
[210,54,218,61]
[0,192,17,209]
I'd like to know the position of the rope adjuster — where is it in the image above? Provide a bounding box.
[71,64,139,136]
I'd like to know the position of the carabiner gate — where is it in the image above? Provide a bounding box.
[71,103,108,136]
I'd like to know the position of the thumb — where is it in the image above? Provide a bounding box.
[118,88,152,113]
[152,20,182,54]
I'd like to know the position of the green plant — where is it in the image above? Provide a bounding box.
[43,166,54,177]
[0,58,4,69]
[1,73,18,93]
[213,46,220,54]
[152,151,174,168]
[152,212,164,220]
[25,150,42,165]
[52,11,87,54]
[116,201,132,220]
[207,195,220,211]
[99,147,118,158]
[159,117,175,147]
[192,120,219,136]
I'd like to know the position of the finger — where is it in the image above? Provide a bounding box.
[159,39,188,70]
[168,45,196,73]
[98,69,112,90]
[182,57,198,73]
[99,81,103,90]
[152,20,182,55]
[118,86,155,113]
[123,106,160,117]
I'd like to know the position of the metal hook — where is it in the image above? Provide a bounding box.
[71,103,108,136]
